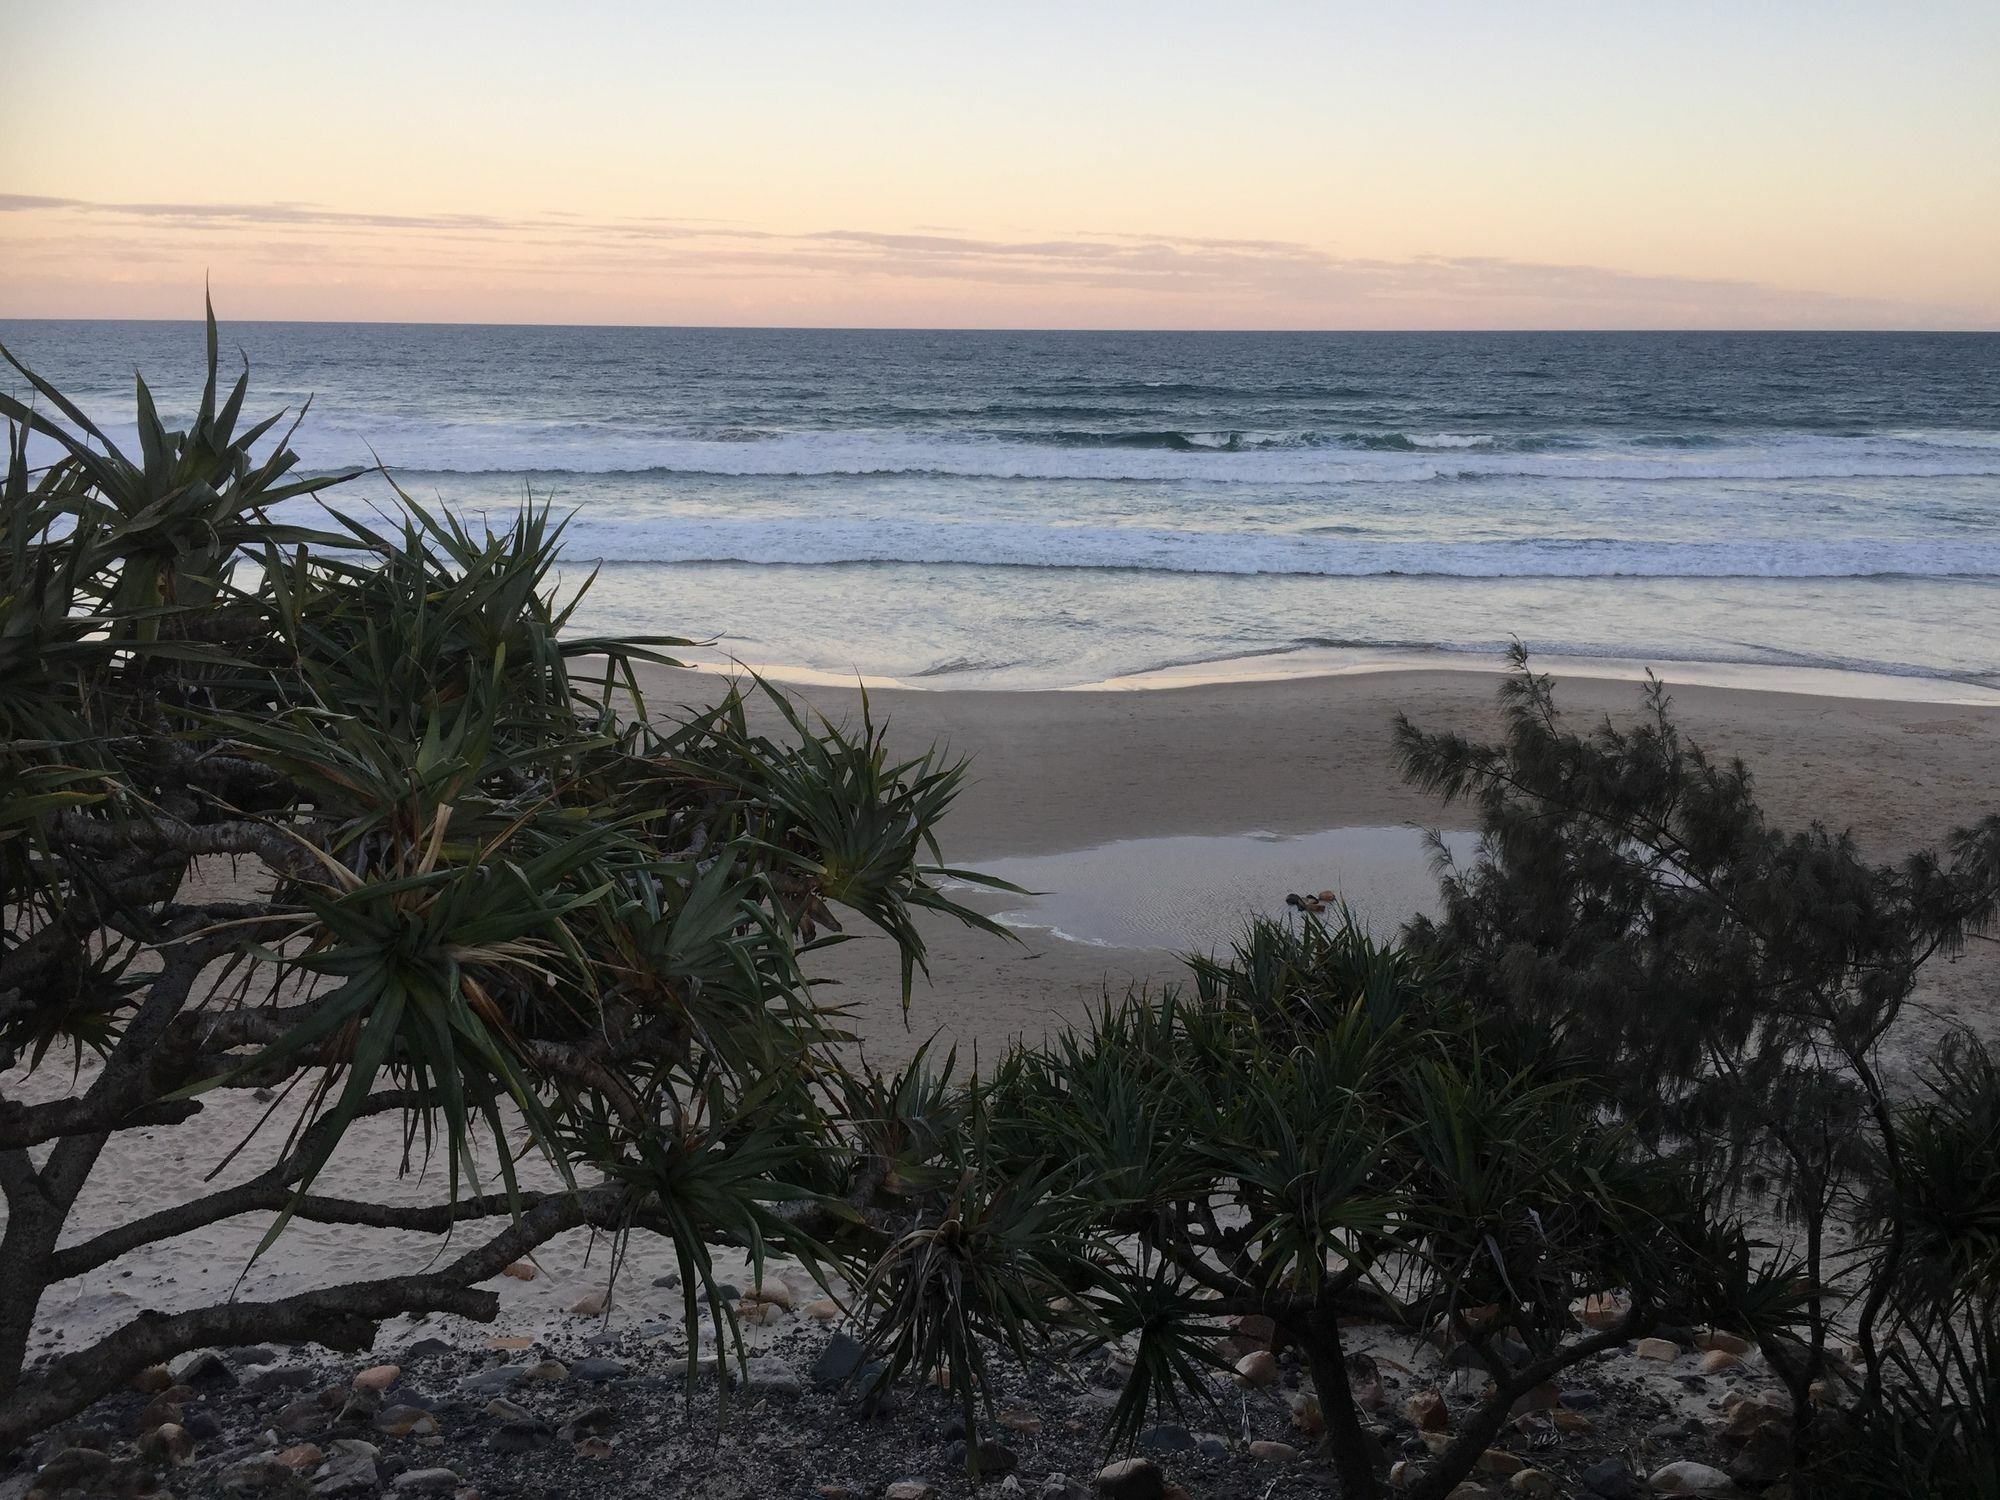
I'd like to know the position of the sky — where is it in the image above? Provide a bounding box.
[3,1,1997,330]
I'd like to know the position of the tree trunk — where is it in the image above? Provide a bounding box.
[1298,1308,1384,1500]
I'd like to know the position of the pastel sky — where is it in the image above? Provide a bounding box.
[4,1,1997,329]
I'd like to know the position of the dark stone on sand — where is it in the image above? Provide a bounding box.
[1558,1389,1602,1409]
[1196,1433,1230,1459]
[248,1364,318,1394]
[1138,1423,1196,1454]
[1581,1458,1645,1500]
[812,1332,868,1388]
[559,1404,618,1440]
[176,1351,239,1389]
[571,1356,629,1383]
[946,1437,1018,1476]
[224,1345,280,1367]
[403,1337,456,1361]
[491,1420,553,1454]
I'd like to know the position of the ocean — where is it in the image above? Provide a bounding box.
[6,321,1999,692]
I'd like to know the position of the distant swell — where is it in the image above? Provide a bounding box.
[555,520,2000,579]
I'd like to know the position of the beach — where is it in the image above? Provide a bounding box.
[657,662,2000,1066]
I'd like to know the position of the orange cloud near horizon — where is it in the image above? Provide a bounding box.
[1,194,1986,331]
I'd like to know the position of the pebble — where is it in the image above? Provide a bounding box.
[1407,1387,1449,1431]
[947,1438,1019,1476]
[354,1363,401,1394]
[1137,1424,1195,1453]
[524,1358,569,1383]
[490,1420,552,1454]
[1699,1349,1744,1374]
[1648,1461,1736,1495]
[1096,1458,1165,1500]
[804,1299,841,1323]
[1233,1349,1278,1388]
[570,1356,628,1383]
[1478,1448,1526,1474]
[1248,1440,1298,1462]
[1289,1392,1325,1434]
[175,1351,238,1389]
[743,1356,802,1396]
[1580,1459,1644,1500]
[392,1470,463,1495]
[1695,1328,1752,1355]
[560,1404,618,1440]
[570,1291,611,1316]
[278,1444,325,1470]
[374,1405,440,1437]
[1509,1473,1556,1497]
[1578,1292,1631,1329]
[883,1483,938,1500]
[812,1332,868,1387]
[997,1406,1043,1436]
[576,1436,616,1460]
[136,1422,193,1466]
[1635,1336,1681,1361]
[500,1261,535,1281]
[749,1278,794,1309]
[1553,1410,1595,1433]
[134,1364,174,1394]
[218,1454,297,1493]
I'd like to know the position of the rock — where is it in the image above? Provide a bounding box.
[392,1471,461,1495]
[1289,1392,1325,1435]
[1233,1349,1279,1388]
[884,1484,937,1500]
[334,1386,381,1426]
[490,1419,553,1453]
[373,1405,440,1437]
[1578,1292,1631,1330]
[570,1290,611,1317]
[803,1299,841,1323]
[1552,1410,1595,1434]
[1700,1348,1744,1374]
[134,1364,174,1394]
[1347,1350,1386,1409]
[136,1395,183,1432]
[1407,1388,1449,1431]
[1722,1397,1791,1441]
[354,1364,401,1395]
[1509,1473,1555,1497]
[812,1332,867,1387]
[1478,1449,1526,1475]
[1096,1458,1165,1500]
[1446,1486,1492,1500]
[187,1408,222,1442]
[1558,1388,1602,1409]
[997,1406,1043,1436]
[1696,1328,1753,1356]
[403,1337,455,1361]
[559,1404,618,1440]
[1580,1459,1645,1500]
[456,1365,529,1396]
[218,1454,301,1493]
[1138,1424,1196,1454]
[576,1437,616,1460]
[1727,1422,1792,1487]
[742,1356,801,1396]
[227,1344,281,1366]
[277,1445,325,1470]
[570,1357,627,1383]
[1509,1380,1560,1415]
[1635,1336,1681,1361]
[749,1278,793,1309]
[137,1422,194,1466]
[524,1359,568,1383]
[249,1364,319,1394]
[274,1399,324,1436]
[485,1335,534,1351]
[174,1351,238,1389]
[1248,1440,1299,1462]
[312,1452,381,1500]
[1648,1462,1736,1496]
[1195,1434,1229,1459]
[500,1261,535,1281]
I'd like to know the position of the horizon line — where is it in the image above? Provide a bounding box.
[3,314,1996,336]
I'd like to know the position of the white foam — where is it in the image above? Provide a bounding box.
[535,516,2000,579]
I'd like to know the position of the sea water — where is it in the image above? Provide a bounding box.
[6,322,1998,690]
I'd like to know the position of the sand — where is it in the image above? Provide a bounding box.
[8,663,1998,1361]
[679,664,2000,1066]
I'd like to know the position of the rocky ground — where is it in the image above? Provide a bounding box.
[3,1278,1800,1500]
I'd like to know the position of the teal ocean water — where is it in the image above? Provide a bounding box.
[6,322,1999,689]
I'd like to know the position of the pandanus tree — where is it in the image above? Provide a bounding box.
[0,308,1007,1445]
[852,914,1768,1500]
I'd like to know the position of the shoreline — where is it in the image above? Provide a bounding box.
[661,642,2000,706]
